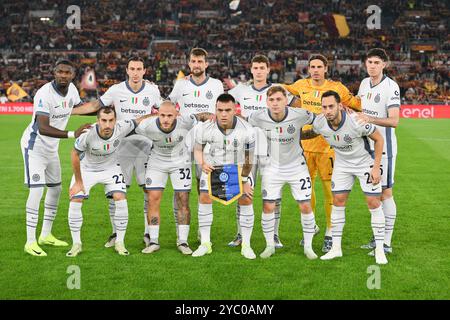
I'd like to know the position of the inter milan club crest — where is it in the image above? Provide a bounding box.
[113,140,120,147]
[219,172,229,183]
[233,139,239,147]
[206,90,213,100]
[343,134,352,144]
[32,174,40,182]
[287,124,295,134]
[146,177,152,185]
[178,135,184,142]
[143,97,150,107]
[69,98,74,108]
[374,93,381,103]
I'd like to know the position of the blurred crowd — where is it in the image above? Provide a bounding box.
[0,0,448,104]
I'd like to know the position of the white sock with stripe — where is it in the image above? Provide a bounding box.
[114,200,128,243]
[239,205,254,247]
[108,198,116,234]
[40,185,61,238]
[301,212,316,249]
[198,203,213,243]
[261,212,275,247]
[274,200,281,235]
[382,197,397,246]
[331,205,346,248]
[26,187,44,244]
[370,205,386,249]
[68,202,83,244]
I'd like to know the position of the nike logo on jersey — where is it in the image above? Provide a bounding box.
[243,97,251,100]
[92,148,100,151]
[182,93,189,96]
[120,99,127,102]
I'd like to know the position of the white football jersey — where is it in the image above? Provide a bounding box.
[21,81,81,153]
[100,81,162,158]
[312,112,377,169]
[135,114,197,167]
[169,76,224,115]
[247,107,315,170]
[74,120,137,172]
[229,82,294,117]
[195,117,255,166]
[358,75,400,156]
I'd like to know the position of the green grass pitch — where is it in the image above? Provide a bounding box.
[0,115,449,299]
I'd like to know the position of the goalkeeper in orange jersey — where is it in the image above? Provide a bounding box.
[283,54,361,252]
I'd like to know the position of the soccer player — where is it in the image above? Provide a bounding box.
[135,101,213,255]
[357,48,400,255]
[20,59,90,257]
[227,54,285,249]
[72,56,162,248]
[283,54,361,252]
[168,48,224,244]
[305,90,387,264]
[193,93,256,259]
[66,107,151,257]
[247,86,318,260]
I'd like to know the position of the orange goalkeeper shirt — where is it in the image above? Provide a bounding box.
[283,78,361,153]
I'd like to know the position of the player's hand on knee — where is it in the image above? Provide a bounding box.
[243,182,253,200]
[202,163,215,174]
[371,168,381,185]
[70,181,85,198]
[75,123,93,137]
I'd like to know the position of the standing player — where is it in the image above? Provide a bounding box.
[305,90,387,264]
[168,48,224,244]
[135,101,212,255]
[66,107,151,257]
[357,48,400,255]
[283,54,361,252]
[247,86,317,260]
[72,56,162,248]
[193,94,257,259]
[21,59,90,256]
[227,54,285,249]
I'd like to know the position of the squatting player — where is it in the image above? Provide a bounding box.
[247,86,318,260]
[72,56,162,248]
[304,90,388,264]
[135,101,212,255]
[193,94,257,259]
[67,107,151,257]
[21,59,90,256]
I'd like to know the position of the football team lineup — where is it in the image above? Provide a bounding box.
[21,48,398,266]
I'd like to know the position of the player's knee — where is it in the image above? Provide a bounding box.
[48,184,62,194]
[366,197,381,209]
[149,191,162,203]
[199,192,212,204]
[299,201,312,213]
[333,194,347,206]
[238,196,252,206]
[381,188,393,200]
[263,201,275,213]
[112,192,126,201]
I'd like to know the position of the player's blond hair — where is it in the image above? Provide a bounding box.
[267,85,287,97]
